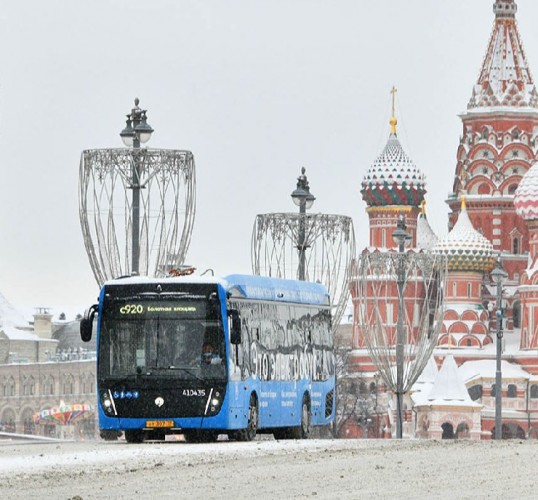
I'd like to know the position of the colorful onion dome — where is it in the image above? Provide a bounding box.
[361,131,426,207]
[514,163,538,220]
[432,197,495,272]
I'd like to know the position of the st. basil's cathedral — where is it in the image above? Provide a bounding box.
[346,0,538,439]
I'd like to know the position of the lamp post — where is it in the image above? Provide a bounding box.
[392,216,411,438]
[491,257,507,440]
[291,167,315,281]
[120,98,154,275]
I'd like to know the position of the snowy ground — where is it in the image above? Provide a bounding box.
[0,437,537,499]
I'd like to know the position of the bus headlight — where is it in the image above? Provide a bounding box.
[101,391,117,415]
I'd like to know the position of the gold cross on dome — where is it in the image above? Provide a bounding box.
[389,86,398,134]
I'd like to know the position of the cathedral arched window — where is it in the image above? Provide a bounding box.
[512,236,519,254]
[490,384,497,397]
[513,301,521,328]
[452,282,457,297]
[467,283,472,298]
[507,384,517,398]
[508,184,518,195]
[530,385,538,399]
[468,384,483,401]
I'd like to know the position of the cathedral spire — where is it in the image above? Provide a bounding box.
[468,0,538,110]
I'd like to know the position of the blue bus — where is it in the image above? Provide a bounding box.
[80,274,335,443]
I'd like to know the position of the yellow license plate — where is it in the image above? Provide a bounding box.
[146,420,174,428]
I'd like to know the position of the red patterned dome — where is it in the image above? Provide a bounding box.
[514,163,538,220]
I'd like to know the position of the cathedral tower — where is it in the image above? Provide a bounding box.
[360,88,426,249]
[448,0,538,293]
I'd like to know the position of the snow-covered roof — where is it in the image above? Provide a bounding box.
[416,355,481,408]
[459,359,532,383]
[0,291,43,341]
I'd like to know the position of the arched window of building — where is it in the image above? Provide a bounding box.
[7,377,16,396]
[369,382,377,394]
[508,184,518,195]
[63,374,75,395]
[490,383,497,397]
[467,283,472,298]
[468,385,483,401]
[513,237,520,255]
[441,422,455,439]
[513,301,521,328]
[452,282,457,297]
[359,382,367,395]
[456,422,470,439]
[49,376,55,395]
[382,229,386,248]
[507,384,517,398]
[530,385,538,399]
[22,376,35,396]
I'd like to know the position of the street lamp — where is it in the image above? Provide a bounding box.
[291,167,315,280]
[120,98,154,275]
[392,215,411,439]
[491,256,507,440]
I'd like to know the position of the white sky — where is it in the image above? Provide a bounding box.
[1,0,537,320]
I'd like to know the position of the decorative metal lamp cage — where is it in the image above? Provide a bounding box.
[251,212,356,330]
[79,148,196,286]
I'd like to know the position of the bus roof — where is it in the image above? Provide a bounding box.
[101,274,330,306]
[224,274,330,306]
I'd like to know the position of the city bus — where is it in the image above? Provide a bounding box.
[80,273,336,443]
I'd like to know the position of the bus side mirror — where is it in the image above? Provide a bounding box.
[228,309,241,345]
[80,304,98,342]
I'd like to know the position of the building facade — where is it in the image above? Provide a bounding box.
[347,0,538,440]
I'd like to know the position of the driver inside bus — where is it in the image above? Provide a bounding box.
[201,341,222,365]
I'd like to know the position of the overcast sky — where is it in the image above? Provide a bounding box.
[1,0,538,319]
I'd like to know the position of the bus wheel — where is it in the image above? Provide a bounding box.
[235,394,258,441]
[100,430,121,441]
[273,428,291,440]
[290,396,311,439]
[124,430,144,443]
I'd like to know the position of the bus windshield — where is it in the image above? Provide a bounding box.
[98,298,226,381]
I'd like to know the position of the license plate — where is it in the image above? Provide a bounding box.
[146,420,174,428]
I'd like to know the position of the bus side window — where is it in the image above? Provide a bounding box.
[228,309,241,344]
